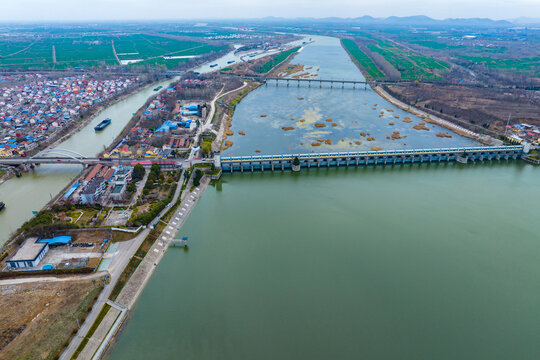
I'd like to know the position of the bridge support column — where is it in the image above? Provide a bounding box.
[287,80,289,87]
[355,158,359,166]
[297,80,300,87]
[317,159,320,168]
[240,163,244,172]
[336,158,340,167]
[320,81,322,88]
[308,80,311,88]
[261,162,264,172]
[271,162,275,171]
[330,81,333,88]
[281,161,285,171]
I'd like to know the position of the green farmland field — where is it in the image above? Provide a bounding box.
[341,39,384,79]
[255,47,300,73]
[456,55,540,76]
[0,34,225,70]
[366,40,448,81]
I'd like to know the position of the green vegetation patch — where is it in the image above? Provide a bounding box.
[71,303,112,359]
[255,47,301,74]
[341,39,385,79]
[456,55,540,75]
[366,40,448,81]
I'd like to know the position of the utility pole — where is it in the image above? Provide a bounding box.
[503,113,512,137]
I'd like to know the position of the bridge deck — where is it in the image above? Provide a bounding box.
[219,145,524,173]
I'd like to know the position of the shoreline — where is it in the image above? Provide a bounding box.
[338,38,499,146]
[373,85,499,146]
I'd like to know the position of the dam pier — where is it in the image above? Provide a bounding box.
[217,145,527,173]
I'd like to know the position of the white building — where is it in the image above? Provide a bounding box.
[6,237,49,270]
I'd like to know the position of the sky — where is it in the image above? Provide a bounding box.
[0,0,539,22]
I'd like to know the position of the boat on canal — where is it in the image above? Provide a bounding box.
[153,86,163,91]
[94,118,112,131]
[0,202,5,211]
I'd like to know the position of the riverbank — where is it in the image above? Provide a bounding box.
[373,85,501,146]
[45,80,157,152]
[64,174,210,360]
[338,38,499,146]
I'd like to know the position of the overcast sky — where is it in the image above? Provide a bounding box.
[1,0,539,22]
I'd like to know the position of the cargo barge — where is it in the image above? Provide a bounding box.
[153,86,163,91]
[94,118,112,131]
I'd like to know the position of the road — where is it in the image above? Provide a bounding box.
[59,170,185,360]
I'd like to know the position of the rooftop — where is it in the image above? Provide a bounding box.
[9,237,47,262]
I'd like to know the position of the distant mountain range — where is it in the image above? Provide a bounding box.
[253,15,540,27]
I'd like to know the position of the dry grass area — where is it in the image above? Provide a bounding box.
[413,122,430,131]
[385,83,540,133]
[0,279,103,360]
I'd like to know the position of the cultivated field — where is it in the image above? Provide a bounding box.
[0,33,225,70]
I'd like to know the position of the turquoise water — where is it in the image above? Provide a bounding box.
[109,162,540,360]
[223,36,479,156]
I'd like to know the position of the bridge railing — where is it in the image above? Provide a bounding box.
[221,145,524,162]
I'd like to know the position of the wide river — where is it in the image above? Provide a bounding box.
[223,36,478,156]
[109,163,540,360]
[108,37,540,359]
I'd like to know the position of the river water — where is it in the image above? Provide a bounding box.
[223,36,478,156]
[0,78,179,244]
[109,163,540,360]
[108,35,540,359]
[0,38,306,245]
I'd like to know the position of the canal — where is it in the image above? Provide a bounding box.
[0,77,182,245]
[0,38,307,246]
[109,163,540,360]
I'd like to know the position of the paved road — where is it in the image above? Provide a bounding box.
[60,170,184,360]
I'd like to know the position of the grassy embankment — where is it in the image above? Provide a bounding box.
[255,47,301,74]
[70,303,112,359]
[341,39,385,80]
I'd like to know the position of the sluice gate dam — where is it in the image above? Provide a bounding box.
[217,146,526,173]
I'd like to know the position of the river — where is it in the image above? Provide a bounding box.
[109,163,540,360]
[107,36,540,359]
[0,38,307,246]
[223,36,479,156]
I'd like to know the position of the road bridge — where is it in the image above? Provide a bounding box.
[218,146,525,173]
[260,77,414,89]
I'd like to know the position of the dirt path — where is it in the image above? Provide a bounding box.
[111,40,121,65]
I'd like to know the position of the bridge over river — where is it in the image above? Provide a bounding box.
[1,146,529,173]
[217,145,526,173]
